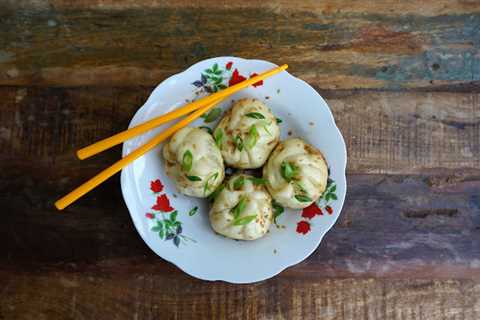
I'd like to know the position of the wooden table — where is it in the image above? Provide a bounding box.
[1,1,479,319]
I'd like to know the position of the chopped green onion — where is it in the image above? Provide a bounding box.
[207,184,225,201]
[214,128,223,149]
[245,112,265,119]
[204,172,219,195]
[188,206,198,216]
[202,108,222,123]
[233,176,245,190]
[199,126,213,135]
[232,197,247,219]
[182,150,193,172]
[245,125,259,150]
[232,214,257,226]
[186,175,201,181]
[295,195,312,202]
[233,135,244,151]
[249,177,266,185]
[280,161,298,182]
[272,200,284,224]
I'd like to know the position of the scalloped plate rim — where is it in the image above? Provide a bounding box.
[121,56,347,283]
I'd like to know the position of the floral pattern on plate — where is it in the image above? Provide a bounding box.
[145,179,196,247]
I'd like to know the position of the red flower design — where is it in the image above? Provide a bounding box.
[226,61,233,70]
[228,69,247,86]
[145,213,155,219]
[152,194,174,212]
[296,221,311,234]
[249,73,264,87]
[302,203,322,219]
[326,206,333,215]
[150,179,164,193]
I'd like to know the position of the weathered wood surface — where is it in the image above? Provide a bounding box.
[1,2,480,89]
[2,275,480,320]
[0,87,478,175]
[1,1,480,319]
[1,87,479,278]
[7,0,480,14]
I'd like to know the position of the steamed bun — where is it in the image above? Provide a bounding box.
[163,126,224,198]
[214,99,280,169]
[209,174,273,240]
[263,138,328,209]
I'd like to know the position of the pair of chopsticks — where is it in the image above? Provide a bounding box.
[55,64,288,210]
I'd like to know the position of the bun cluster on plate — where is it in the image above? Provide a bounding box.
[215,98,280,169]
[163,127,225,198]
[163,98,328,240]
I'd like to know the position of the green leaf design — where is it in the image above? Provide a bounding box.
[232,197,247,219]
[249,177,266,185]
[164,220,173,229]
[272,200,284,223]
[276,117,283,124]
[295,195,312,202]
[186,175,202,182]
[331,185,337,193]
[199,126,213,134]
[204,172,219,195]
[173,236,180,247]
[233,176,245,190]
[151,226,162,232]
[245,125,259,150]
[204,68,213,74]
[233,135,244,151]
[214,128,223,149]
[280,161,298,182]
[233,214,257,226]
[213,76,223,84]
[218,84,227,89]
[325,193,331,201]
[203,108,222,123]
[212,63,219,72]
[170,210,178,222]
[188,206,198,216]
[245,112,265,119]
[182,150,193,172]
[159,229,164,239]
[330,194,338,200]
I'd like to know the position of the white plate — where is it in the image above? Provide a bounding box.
[121,57,347,283]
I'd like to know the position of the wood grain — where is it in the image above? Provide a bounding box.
[0,5,479,88]
[8,0,480,15]
[1,2,479,318]
[1,87,478,279]
[2,172,479,278]
[1,272,479,320]
[0,87,478,175]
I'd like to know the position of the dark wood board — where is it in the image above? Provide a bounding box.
[1,2,480,89]
[1,0,480,318]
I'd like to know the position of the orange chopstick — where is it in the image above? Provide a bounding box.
[55,101,216,210]
[77,64,288,160]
